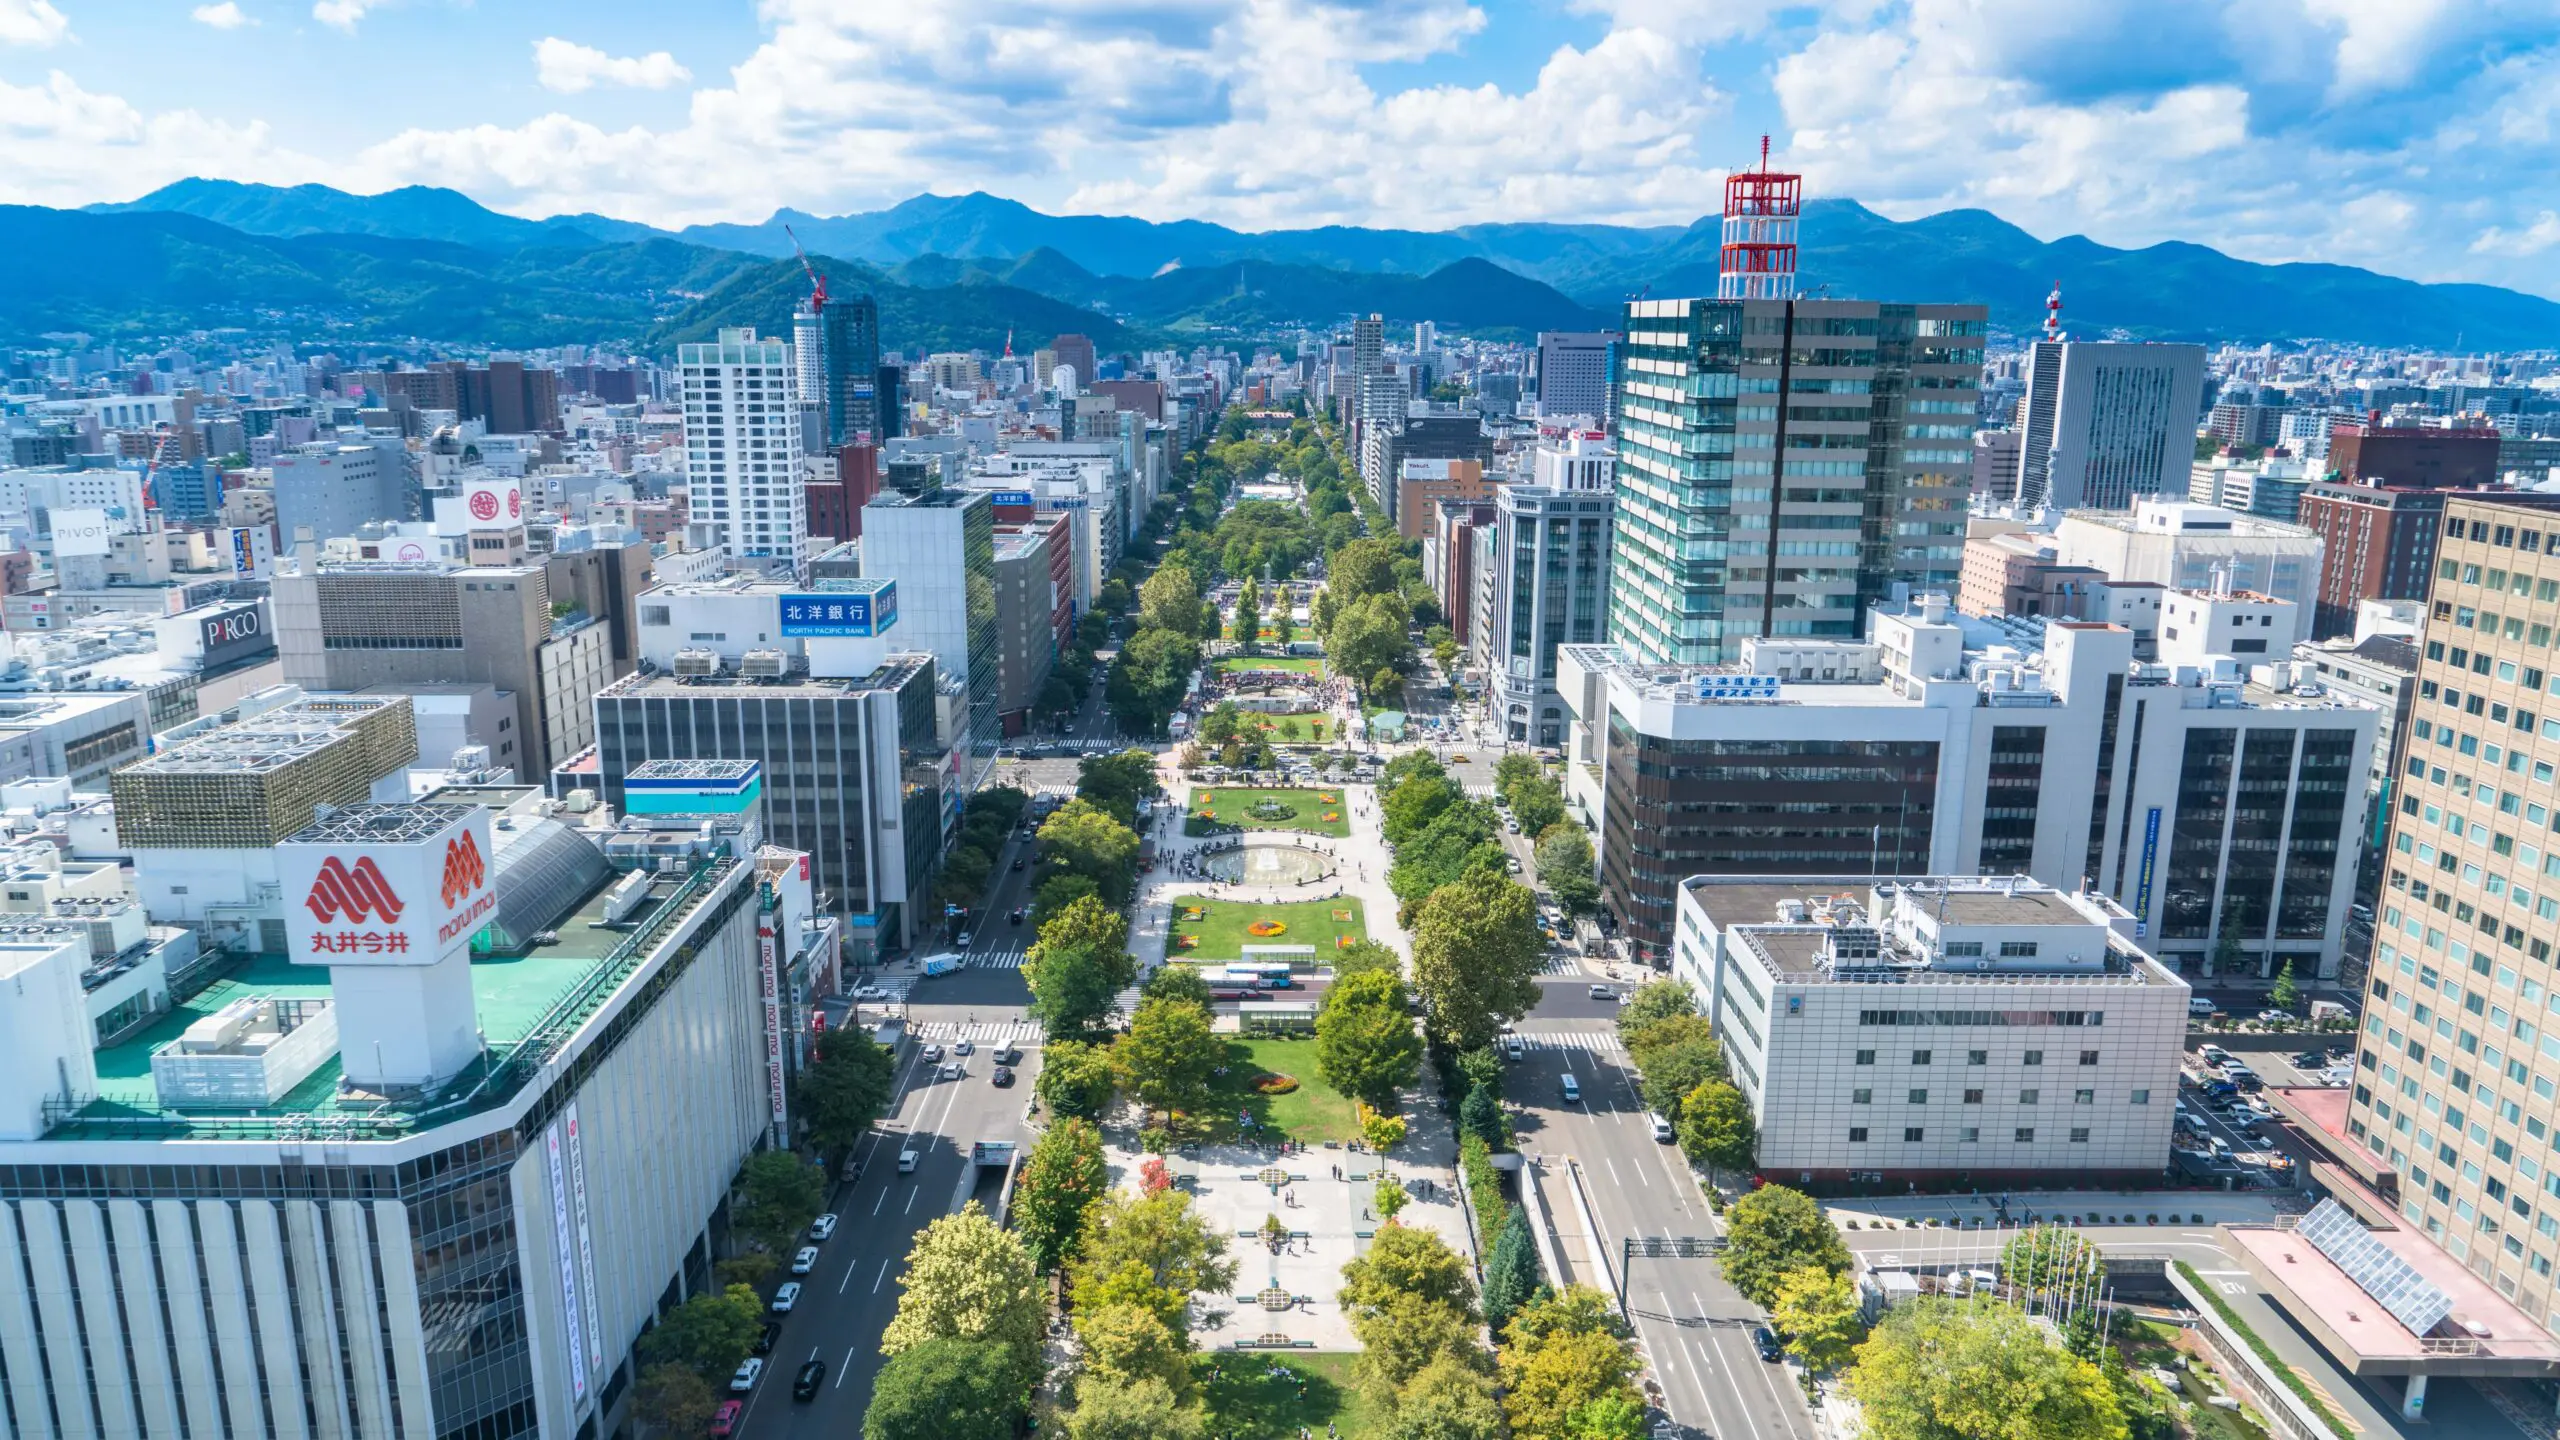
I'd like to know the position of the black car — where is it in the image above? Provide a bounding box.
[1012,857,1026,871]
[753,1321,781,1355]
[992,1065,1017,1087]
[1009,907,1027,924]
[994,1045,1023,1065]
[793,1360,826,1401]
[1752,1326,1783,1362]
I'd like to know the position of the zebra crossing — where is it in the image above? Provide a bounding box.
[1506,1029,1626,1053]
[909,1019,1045,1046]
[1536,952,1584,976]
[965,946,1030,970]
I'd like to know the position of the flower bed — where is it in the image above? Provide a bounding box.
[1254,1074,1300,1095]
[1247,919,1288,937]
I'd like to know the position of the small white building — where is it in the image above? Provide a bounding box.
[1675,874,2188,1184]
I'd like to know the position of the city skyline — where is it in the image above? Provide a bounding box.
[1,0,2557,296]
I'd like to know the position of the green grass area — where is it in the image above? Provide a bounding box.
[1210,1037,1364,1143]
[1217,655,1329,677]
[1188,786,1352,837]
[1170,894,1367,960]
[1229,712,1332,742]
[1197,1352,1377,1438]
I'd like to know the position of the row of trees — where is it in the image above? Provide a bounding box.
[1613,981,1756,1181]
[938,784,1032,914]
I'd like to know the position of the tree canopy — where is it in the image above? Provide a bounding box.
[1720,1184,1850,1309]
[1844,1300,2128,1440]
[1316,968,1424,1111]
[1014,1118,1111,1273]
[1410,869,1544,1050]
[881,1202,1047,1383]
[1025,894,1138,1037]
[864,1337,1026,1440]
[1116,995,1221,1120]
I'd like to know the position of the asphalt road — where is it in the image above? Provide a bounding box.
[1505,976,1819,1440]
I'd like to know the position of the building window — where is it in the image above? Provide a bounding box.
[1903,1128,1926,1142]
[1855,1049,1875,1065]
[1912,1049,1932,1065]
[1963,1088,1984,1104]
[1848,1127,1868,1143]
[2080,1050,2100,1065]
[2019,1089,2040,1104]
[2023,1050,2043,1065]
[1908,1089,1928,1104]
[2074,1088,2096,1104]
[2015,1127,2036,1143]
[2130,1089,2151,1104]
[1968,1049,1988,1065]
[1852,1089,1872,1104]
[2070,1127,2091,1143]
[1960,1127,1981,1143]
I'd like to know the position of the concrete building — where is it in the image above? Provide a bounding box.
[272,441,408,547]
[990,523,1060,726]
[1394,457,1491,541]
[1677,875,2186,1184]
[0,691,152,786]
[1532,428,1614,491]
[1475,481,1613,747]
[1609,296,1985,665]
[2016,341,2205,511]
[1971,429,2023,502]
[821,293,883,446]
[862,488,999,788]
[273,561,610,778]
[1560,590,2380,977]
[1956,531,2107,622]
[1427,498,1498,656]
[678,328,806,573]
[1535,331,1619,421]
[2295,631,2418,868]
[0,799,777,1440]
[2054,500,2325,644]
[2189,453,2320,521]
[2329,421,2502,490]
[2295,486,2560,641]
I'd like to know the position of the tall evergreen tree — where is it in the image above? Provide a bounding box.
[1482,1206,1545,1331]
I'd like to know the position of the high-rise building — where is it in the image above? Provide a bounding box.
[2053,499,2325,644]
[272,440,409,546]
[1051,334,1098,393]
[862,488,1001,788]
[2328,420,2503,490]
[1475,479,1613,747]
[1608,296,1984,666]
[2297,487,2560,640]
[1352,315,1384,379]
[823,294,883,446]
[678,328,807,573]
[1560,590,2379,970]
[2014,341,2205,510]
[1534,331,1620,422]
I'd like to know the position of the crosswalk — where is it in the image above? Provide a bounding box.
[965,946,1030,970]
[1537,952,1583,976]
[1507,1029,1626,1053]
[909,1019,1045,1045]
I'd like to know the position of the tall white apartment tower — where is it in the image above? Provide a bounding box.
[679,326,809,575]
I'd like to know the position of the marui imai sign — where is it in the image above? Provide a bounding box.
[279,808,497,965]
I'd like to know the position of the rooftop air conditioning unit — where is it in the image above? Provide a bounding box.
[671,648,720,677]
[740,648,788,679]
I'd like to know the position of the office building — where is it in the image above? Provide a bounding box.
[0,692,153,786]
[2054,500,2325,644]
[274,561,611,779]
[2294,631,2418,878]
[1428,498,1498,653]
[1475,481,1613,747]
[1352,315,1384,380]
[2190,453,2320,521]
[1559,590,2379,974]
[272,441,408,546]
[2207,401,2287,450]
[1609,297,1985,666]
[1051,334,1098,392]
[2329,421,2503,490]
[862,488,1001,787]
[0,797,775,1440]
[991,523,1062,724]
[1676,874,2187,1183]
[1394,458,1492,541]
[2016,341,2205,510]
[678,328,807,573]
[1532,429,1614,491]
[355,360,562,434]
[822,294,883,445]
[1971,430,2024,502]
[2294,487,2560,640]
[1535,331,1620,422]
[1955,531,2114,625]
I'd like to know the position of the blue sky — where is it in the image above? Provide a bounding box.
[5,0,2559,294]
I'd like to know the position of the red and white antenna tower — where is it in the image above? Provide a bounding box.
[1718,135,1801,301]
[2042,281,2066,343]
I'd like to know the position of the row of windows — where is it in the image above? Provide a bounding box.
[1848,1086,2144,1104]
[1854,1047,2102,1065]
[1845,1126,2092,1143]
[1855,1010,2107,1027]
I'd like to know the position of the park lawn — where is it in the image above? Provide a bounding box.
[1189,786,1352,837]
[1197,1352,1379,1439]
[1212,1037,1364,1144]
[1170,894,1366,960]
[1237,712,1331,743]
[1218,654,1329,678]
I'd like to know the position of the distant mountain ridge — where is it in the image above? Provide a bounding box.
[68,179,2560,349]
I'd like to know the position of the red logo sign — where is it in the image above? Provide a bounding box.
[469,489,500,521]
[508,488,523,518]
[442,831,487,907]
[305,857,404,924]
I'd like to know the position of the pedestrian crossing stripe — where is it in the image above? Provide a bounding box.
[909,1020,1045,1043]
[965,948,1029,969]
[1536,954,1580,976]
[1507,1031,1625,1051]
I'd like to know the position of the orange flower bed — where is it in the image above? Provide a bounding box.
[1321,812,1341,822]
[1246,919,1288,937]
[1319,793,1337,803]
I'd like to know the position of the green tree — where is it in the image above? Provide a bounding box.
[1026,895,1139,1037]
[1064,1374,1205,1440]
[1353,1289,1485,1399]
[1140,565,1207,638]
[1330,939,1400,980]
[1458,1083,1506,1149]
[1330,538,1404,604]
[1562,1394,1649,1440]
[1033,872,1104,927]
[1312,586,1340,639]
[1108,627,1203,736]
[1769,1266,1865,1375]
[1410,870,1544,1050]
[2000,1224,2102,1296]
[1232,580,1261,648]
[1014,1118,1110,1273]
[1316,968,1424,1110]
[1617,990,1706,1051]
[1634,1035,1726,1121]
[1481,1205,1545,1332]
[938,844,995,909]
[1116,995,1221,1120]
[1075,1300,1193,1396]
[1508,777,1566,839]
[1274,608,1298,647]
[2271,957,2301,1012]
[1497,1287,1641,1440]
[1720,1185,1850,1309]
[1383,1354,1505,1440]
[1535,826,1600,916]
[631,1361,716,1438]
[634,1284,763,1380]
[1332,598,1414,690]
[1038,799,1144,905]
[1077,749,1162,828]
[732,1151,826,1257]
[1342,1220,1478,1317]
[1677,1079,1756,1181]
[1375,1169,1411,1220]
[800,1033,896,1168]
[1038,1038,1119,1121]
[882,1202,1047,1382]
[863,1336,1025,1440]
[1070,1189,1238,1327]
[1845,1300,2128,1440]
[1364,1110,1409,1154]
[1382,773,1465,846]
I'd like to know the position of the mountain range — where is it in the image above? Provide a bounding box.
[9,178,2551,352]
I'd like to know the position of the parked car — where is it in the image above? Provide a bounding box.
[1753,1326,1784,1362]
[709,1400,745,1436]
[790,1245,820,1275]
[810,1213,838,1241]
[993,1065,1017,1087]
[793,1360,826,1402]
[753,1321,781,1355]
[2257,1009,2294,1025]
[771,1283,801,1313]
[730,1358,764,1392]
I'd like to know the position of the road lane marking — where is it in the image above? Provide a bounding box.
[836,1345,858,1387]
[872,1257,893,1294]
[872,1189,888,1216]
[905,1187,919,1214]
[838,1255,861,1294]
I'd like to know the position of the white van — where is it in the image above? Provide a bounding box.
[1561,1074,1582,1103]
[2188,997,2219,1017]
[1649,1113,1675,1143]
[897,1146,920,1174]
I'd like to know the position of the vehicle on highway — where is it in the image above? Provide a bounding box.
[1753,1326,1783,1362]
[1011,857,1026,871]
[995,1045,1023,1065]
[730,1358,764,1392]
[1650,1113,1675,1142]
[939,1061,964,1080]
[789,1245,820,1275]
[710,1400,745,1436]
[1588,984,1615,1001]
[1209,985,1266,1001]
[1504,1036,1525,1061]
[793,1360,826,1402]
[993,1065,1017,1086]
[1561,1073,1581,1102]
[853,982,887,999]
[771,1283,801,1313]
[810,1213,838,1241]
[753,1320,781,1354]
[922,1043,944,1062]
[2189,997,2219,1016]
[1009,907,1026,924]
[956,929,973,947]
[898,1146,920,1173]
[954,1038,974,1056]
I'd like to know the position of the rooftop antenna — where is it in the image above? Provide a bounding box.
[2042,281,2066,344]
[1718,135,1801,301]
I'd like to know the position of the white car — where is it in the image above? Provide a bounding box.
[852,984,886,1000]
[898,1146,920,1173]
[955,930,973,948]
[810,1213,839,1241]
[939,1062,964,1080]
[790,1246,820,1275]
[772,1282,802,1313]
[731,1358,764,1392]
[953,1039,975,1056]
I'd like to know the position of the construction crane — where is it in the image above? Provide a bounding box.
[785,223,827,314]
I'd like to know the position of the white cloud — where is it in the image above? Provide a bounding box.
[0,70,325,207]
[311,0,382,34]
[191,3,252,29]
[2473,211,2560,258]
[0,0,70,47]
[533,38,691,94]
